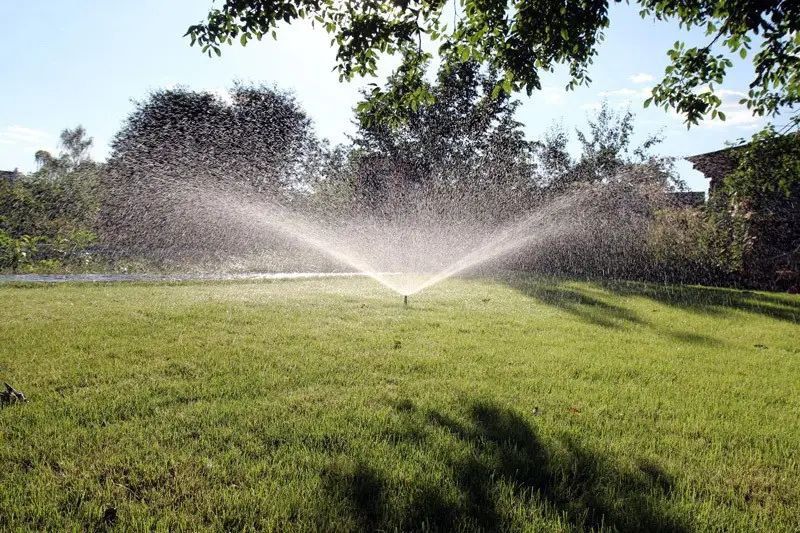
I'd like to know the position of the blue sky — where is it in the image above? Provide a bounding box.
[0,1,774,191]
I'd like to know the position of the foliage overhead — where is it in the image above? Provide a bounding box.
[186,0,800,127]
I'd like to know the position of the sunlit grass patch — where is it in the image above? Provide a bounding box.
[1,277,798,530]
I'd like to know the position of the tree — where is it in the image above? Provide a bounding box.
[0,127,102,271]
[33,125,94,176]
[727,128,800,198]
[28,126,101,230]
[534,123,572,187]
[535,101,679,191]
[59,126,93,168]
[343,61,538,217]
[101,84,320,260]
[106,84,315,194]
[185,0,799,128]
[574,103,676,187]
[714,129,800,289]
[34,150,56,170]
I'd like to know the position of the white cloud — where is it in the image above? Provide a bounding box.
[0,125,51,146]
[629,73,655,84]
[692,86,747,99]
[583,86,651,112]
[592,85,761,130]
[0,126,56,171]
[716,89,747,98]
[599,87,651,99]
[579,99,634,113]
[699,107,762,129]
[539,86,566,105]
[696,89,764,130]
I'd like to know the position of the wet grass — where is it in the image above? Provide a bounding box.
[0,276,798,531]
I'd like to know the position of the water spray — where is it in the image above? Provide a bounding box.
[113,166,593,300]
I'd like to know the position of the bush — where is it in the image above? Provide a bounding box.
[704,129,800,291]
[0,229,15,270]
[647,206,727,285]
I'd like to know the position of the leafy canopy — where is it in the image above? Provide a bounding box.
[344,61,539,214]
[186,0,799,127]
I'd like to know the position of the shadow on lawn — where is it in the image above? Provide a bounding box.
[504,277,800,344]
[508,282,645,330]
[503,280,720,346]
[322,400,687,532]
[597,280,800,324]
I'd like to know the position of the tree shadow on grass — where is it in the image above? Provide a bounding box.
[503,278,720,346]
[508,282,644,330]
[597,280,800,324]
[322,400,687,532]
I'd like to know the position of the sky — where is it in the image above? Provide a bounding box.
[0,1,777,191]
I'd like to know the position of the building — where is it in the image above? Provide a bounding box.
[0,169,20,184]
[686,138,799,291]
[685,146,740,194]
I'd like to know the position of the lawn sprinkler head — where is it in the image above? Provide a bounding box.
[404,295,408,306]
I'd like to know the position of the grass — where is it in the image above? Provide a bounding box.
[0,275,798,531]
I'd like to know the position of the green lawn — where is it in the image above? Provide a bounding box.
[1,276,798,531]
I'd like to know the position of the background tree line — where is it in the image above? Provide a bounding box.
[0,127,101,272]
[1,73,797,291]
[181,0,800,290]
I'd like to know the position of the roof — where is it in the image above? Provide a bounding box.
[0,169,20,182]
[685,146,740,183]
[685,132,799,184]
[685,145,739,164]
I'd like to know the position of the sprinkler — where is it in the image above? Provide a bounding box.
[404,295,408,306]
